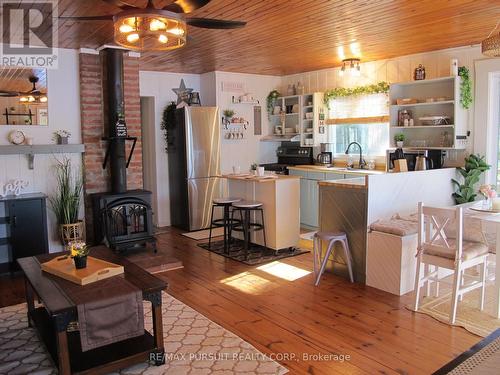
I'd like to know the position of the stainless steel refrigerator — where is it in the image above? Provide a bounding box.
[168,106,222,231]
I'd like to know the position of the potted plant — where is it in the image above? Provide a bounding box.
[266,90,280,118]
[452,154,491,204]
[70,241,89,269]
[394,133,405,148]
[222,109,235,123]
[49,158,84,245]
[53,130,71,145]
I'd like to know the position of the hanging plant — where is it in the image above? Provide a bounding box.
[323,81,390,106]
[266,90,281,118]
[160,102,177,153]
[458,66,472,109]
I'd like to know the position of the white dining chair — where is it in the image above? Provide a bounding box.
[413,202,489,324]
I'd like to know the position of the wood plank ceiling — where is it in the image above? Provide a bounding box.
[5,0,500,75]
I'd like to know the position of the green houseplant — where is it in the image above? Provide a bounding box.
[223,109,235,121]
[50,158,84,245]
[160,102,177,153]
[458,66,472,109]
[266,90,280,118]
[452,154,490,204]
[394,133,405,148]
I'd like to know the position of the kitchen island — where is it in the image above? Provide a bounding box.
[318,168,459,284]
[224,174,300,250]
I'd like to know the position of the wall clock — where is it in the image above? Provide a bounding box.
[8,130,26,145]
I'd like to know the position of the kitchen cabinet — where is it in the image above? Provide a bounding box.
[290,169,345,228]
[0,193,49,272]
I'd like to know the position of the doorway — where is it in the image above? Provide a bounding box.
[140,96,158,226]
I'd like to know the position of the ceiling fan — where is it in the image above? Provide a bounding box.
[59,0,247,51]
[0,76,47,103]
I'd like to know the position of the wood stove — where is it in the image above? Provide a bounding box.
[91,190,156,252]
[89,48,156,252]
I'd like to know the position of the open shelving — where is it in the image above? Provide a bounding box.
[389,76,468,149]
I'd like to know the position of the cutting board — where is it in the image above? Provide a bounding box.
[41,255,124,286]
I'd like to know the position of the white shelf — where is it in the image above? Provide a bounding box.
[391,76,455,87]
[391,100,454,107]
[0,144,85,169]
[390,125,454,129]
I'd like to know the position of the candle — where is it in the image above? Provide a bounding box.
[492,198,500,211]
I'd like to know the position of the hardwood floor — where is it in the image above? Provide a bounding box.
[0,227,479,374]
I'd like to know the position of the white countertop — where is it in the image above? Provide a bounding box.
[288,165,385,176]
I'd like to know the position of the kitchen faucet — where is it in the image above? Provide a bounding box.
[345,141,367,169]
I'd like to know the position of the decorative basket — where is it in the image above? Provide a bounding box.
[60,221,84,245]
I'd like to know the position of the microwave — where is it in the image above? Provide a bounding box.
[386,149,444,171]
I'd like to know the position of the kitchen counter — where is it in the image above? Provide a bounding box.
[223,174,300,250]
[223,174,299,182]
[318,177,367,189]
[288,165,385,176]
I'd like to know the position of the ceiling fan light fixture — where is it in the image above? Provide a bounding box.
[114,10,186,51]
[126,32,140,43]
[119,24,134,33]
[19,96,28,102]
[149,18,166,31]
[158,34,168,43]
[40,96,48,103]
[168,27,185,36]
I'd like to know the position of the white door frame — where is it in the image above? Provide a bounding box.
[474,59,500,184]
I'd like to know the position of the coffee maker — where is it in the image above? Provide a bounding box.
[316,143,334,166]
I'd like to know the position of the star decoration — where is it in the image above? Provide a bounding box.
[172,79,193,107]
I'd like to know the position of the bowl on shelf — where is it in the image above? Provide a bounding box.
[285,128,295,134]
[305,127,313,133]
[305,112,313,119]
[419,116,451,125]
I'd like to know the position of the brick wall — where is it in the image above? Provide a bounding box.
[79,51,143,241]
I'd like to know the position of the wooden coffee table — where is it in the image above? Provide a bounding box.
[17,246,168,375]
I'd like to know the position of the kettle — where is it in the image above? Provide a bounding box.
[316,152,332,165]
[415,154,433,171]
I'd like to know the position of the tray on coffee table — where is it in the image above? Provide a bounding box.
[41,255,124,285]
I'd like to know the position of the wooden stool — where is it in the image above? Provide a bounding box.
[208,197,242,253]
[313,231,354,286]
[231,201,267,260]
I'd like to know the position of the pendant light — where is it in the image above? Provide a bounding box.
[482,20,500,57]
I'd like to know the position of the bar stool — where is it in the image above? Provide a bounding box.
[313,231,354,286]
[208,197,242,253]
[231,201,267,260]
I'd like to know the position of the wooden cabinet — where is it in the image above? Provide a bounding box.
[0,193,49,272]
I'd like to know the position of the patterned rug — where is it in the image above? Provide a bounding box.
[0,293,288,375]
[198,239,309,266]
[409,260,500,337]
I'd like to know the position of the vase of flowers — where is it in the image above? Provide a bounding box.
[70,241,89,269]
[479,184,496,209]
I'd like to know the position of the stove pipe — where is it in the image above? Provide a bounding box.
[105,48,127,193]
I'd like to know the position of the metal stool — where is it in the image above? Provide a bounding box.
[208,197,242,253]
[313,231,354,286]
[231,201,267,260]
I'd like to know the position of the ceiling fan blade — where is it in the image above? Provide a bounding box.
[59,15,114,21]
[102,0,138,10]
[0,91,19,97]
[162,0,212,14]
[186,18,246,29]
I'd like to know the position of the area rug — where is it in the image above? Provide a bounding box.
[181,227,224,240]
[0,293,288,375]
[198,239,309,266]
[433,329,500,375]
[409,261,500,337]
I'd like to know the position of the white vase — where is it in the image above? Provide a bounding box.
[396,141,404,148]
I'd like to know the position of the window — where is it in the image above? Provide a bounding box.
[327,122,389,156]
[327,93,389,156]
